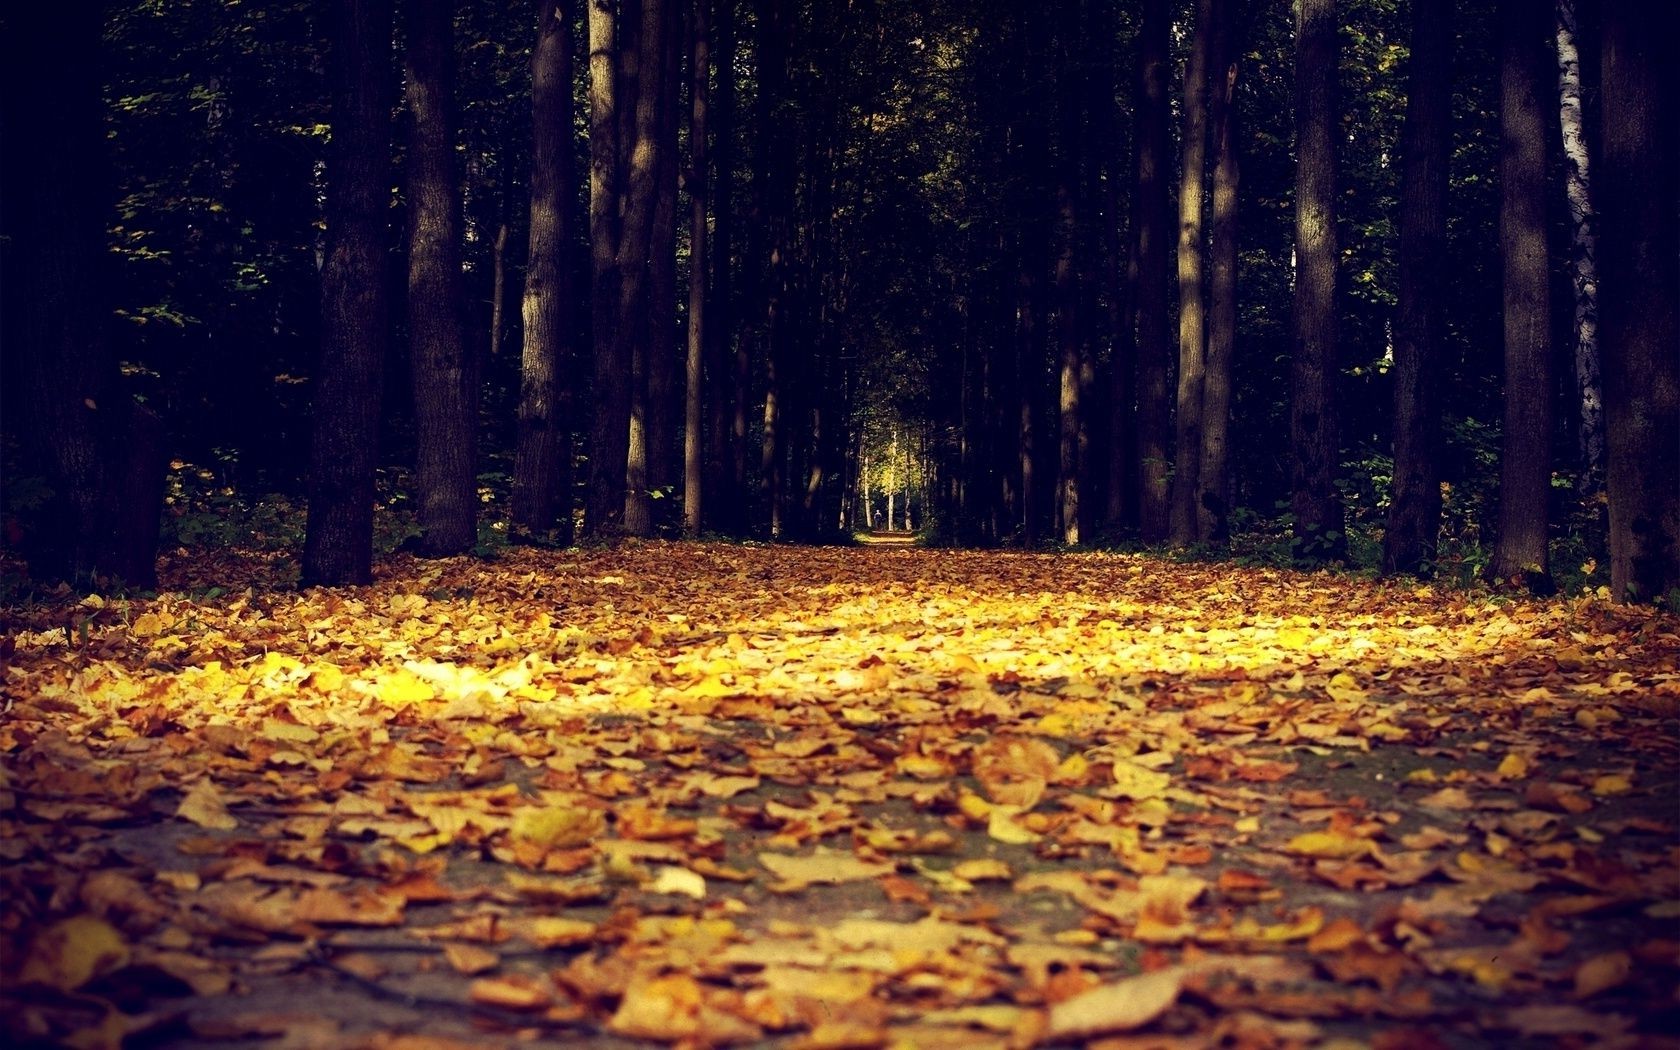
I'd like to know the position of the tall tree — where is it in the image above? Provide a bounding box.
[2,3,164,588]
[1169,0,1215,546]
[585,0,627,535]
[1383,0,1452,576]
[1553,0,1602,483]
[684,0,712,536]
[512,0,581,542]
[1053,0,1087,546]
[1288,0,1345,564]
[1196,0,1240,543]
[709,0,737,531]
[644,7,683,520]
[756,0,793,537]
[405,0,476,557]
[1132,0,1173,543]
[302,0,395,586]
[1598,0,1679,603]
[1490,0,1554,588]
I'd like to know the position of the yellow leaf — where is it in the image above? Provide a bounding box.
[1110,759,1170,800]
[469,975,551,1010]
[1046,966,1185,1039]
[1496,753,1531,779]
[19,915,130,991]
[1284,831,1373,859]
[511,804,606,850]
[444,943,499,975]
[131,611,164,637]
[177,779,238,830]
[1574,951,1631,998]
[1590,774,1631,797]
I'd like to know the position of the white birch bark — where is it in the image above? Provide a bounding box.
[1555,0,1604,479]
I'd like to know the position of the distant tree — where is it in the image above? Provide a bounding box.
[1132,0,1173,543]
[1598,0,1679,603]
[404,0,476,557]
[1288,0,1345,564]
[1196,0,1240,543]
[512,0,581,543]
[709,0,738,532]
[1053,0,1087,546]
[1169,0,1214,546]
[2,3,164,589]
[1384,0,1452,577]
[302,0,395,587]
[1490,0,1554,589]
[684,0,712,537]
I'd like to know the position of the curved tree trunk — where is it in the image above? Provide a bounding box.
[1383,0,1452,576]
[405,0,476,557]
[1169,0,1215,546]
[1197,0,1239,544]
[1599,0,1680,603]
[1490,0,1555,588]
[1132,0,1173,543]
[303,0,394,587]
[1288,0,1345,565]
[513,0,580,542]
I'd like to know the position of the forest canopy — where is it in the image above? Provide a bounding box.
[0,0,1674,603]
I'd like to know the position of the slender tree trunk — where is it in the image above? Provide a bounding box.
[1169,0,1215,545]
[1288,0,1345,564]
[1053,0,1085,546]
[756,0,791,538]
[1599,0,1679,603]
[405,0,476,557]
[1553,0,1603,482]
[2,3,164,589]
[513,0,580,541]
[303,0,394,586]
[1383,0,1452,576]
[683,0,711,537]
[1490,0,1555,588]
[490,223,508,360]
[645,9,682,517]
[1133,0,1173,543]
[708,0,735,530]
[585,0,627,536]
[621,0,669,537]
[1197,0,1239,543]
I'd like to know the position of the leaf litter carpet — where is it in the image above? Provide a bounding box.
[2,542,1677,1048]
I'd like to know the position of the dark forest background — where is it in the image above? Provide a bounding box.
[1,0,1674,602]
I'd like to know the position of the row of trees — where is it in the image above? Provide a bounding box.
[1,0,1674,602]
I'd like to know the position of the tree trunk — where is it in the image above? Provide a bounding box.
[756,0,791,538]
[512,0,580,542]
[683,0,711,537]
[585,0,627,536]
[1554,0,1603,482]
[1133,0,1173,543]
[303,0,394,587]
[621,0,670,538]
[1197,0,1239,544]
[490,223,508,360]
[1053,0,1085,546]
[1288,0,1345,565]
[2,3,164,589]
[646,7,682,518]
[1599,0,1679,603]
[1383,0,1452,576]
[1490,0,1555,588]
[405,0,476,557]
[708,0,736,531]
[1169,0,1215,546]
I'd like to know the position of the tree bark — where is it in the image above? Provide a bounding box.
[585,0,627,536]
[303,0,394,587]
[2,3,164,589]
[513,0,580,542]
[756,0,792,538]
[1133,0,1173,543]
[1599,0,1679,603]
[1490,0,1555,588]
[683,0,711,537]
[1197,0,1239,544]
[1553,0,1603,482]
[405,0,476,557]
[1383,0,1452,576]
[1169,0,1215,546]
[1053,0,1085,546]
[1288,0,1345,564]
[645,6,682,517]
[709,0,736,531]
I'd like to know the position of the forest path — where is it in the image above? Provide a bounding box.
[2,542,1676,1048]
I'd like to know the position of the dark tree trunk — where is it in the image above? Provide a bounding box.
[1133,0,1173,543]
[512,0,580,542]
[303,0,394,587]
[2,4,164,589]
[1599,0,1679,603]
[1053,0,1085,546]
[1384,0,1452,576]
[585,0,627,536]
[684,0,711,537]
[756,0,792,538]
[645,6,682,519]
[1197,0,1239,544]
[1490,0,1555,588]
[1169,0,1215,546]
[1288,0,1345,564]
[405,0,476,557]
[708,0,736,531]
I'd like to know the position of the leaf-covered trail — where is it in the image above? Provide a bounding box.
[3,543,1676,1048]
